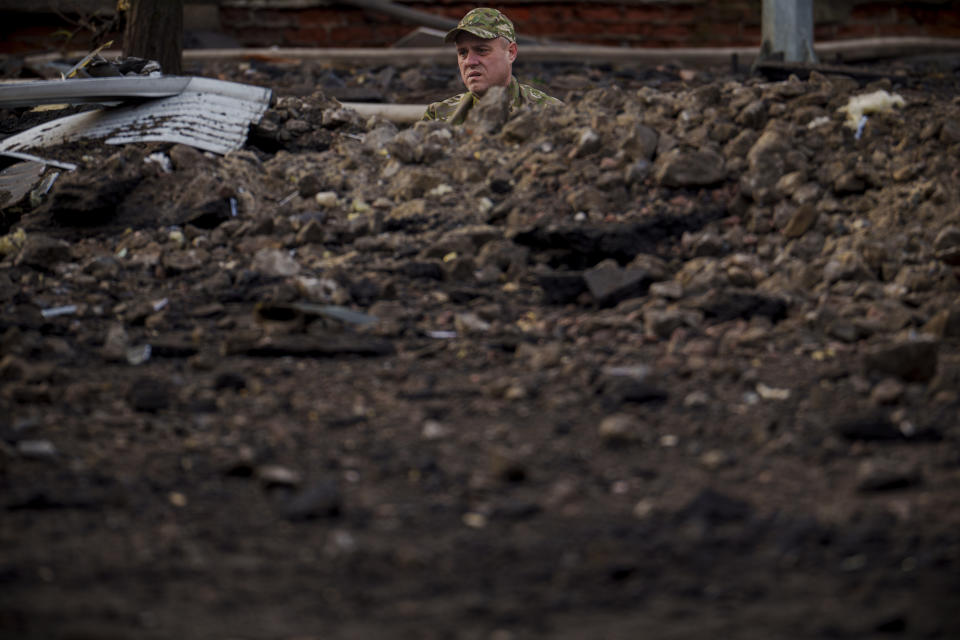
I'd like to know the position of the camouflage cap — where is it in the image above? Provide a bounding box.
[444,8,516,44]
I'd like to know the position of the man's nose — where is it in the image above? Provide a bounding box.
[464,51,480,66]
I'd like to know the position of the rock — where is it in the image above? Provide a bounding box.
[385,127,424,164]
[823,251,874,284]
[583,261,654,307]
[742,129,790,202]
[421,420,448,440]
[654,148,726,188]
[736,99,768,129]
[680,489,753,524]
[598,376,668,405]
[17,439,58,460]
[644,307,701,339]
[939,119,960,145]
[833,415,902,441]
[870,378,905,405]
[213,371,247,391]
[466,85,511,134]
[857,460,922,492]
[295,220,326,244]
[15,235,73,271]
[386,198,428,228]
[569,127,602,159]
[933,225,960,265]
[922,307,960,339]
[168,144,206,171]
[257,464,302,488]
[83,255,122,279]
[127,376,172,413]
[619,124,659,161]
[598,413,643,443]
[163,248,207,273]
[700,449,732,470]
[102,323,130,362]
[695,289,788,323]
[863,340,938,382]
[501,111,539,142]
[283,480,342,521]
[537,271,587,304]
[0,355,30,381]
[252,248,300,277]
[515,342,563,369]
[781,203,819,238]
[834,171,866,195]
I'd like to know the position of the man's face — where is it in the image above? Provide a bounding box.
[456,33,517,96]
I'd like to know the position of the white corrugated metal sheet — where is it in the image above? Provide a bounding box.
[0,77,272,156]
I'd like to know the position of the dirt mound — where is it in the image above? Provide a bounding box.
[2,66,960,638]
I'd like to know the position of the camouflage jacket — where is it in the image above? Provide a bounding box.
[422,76,562,125]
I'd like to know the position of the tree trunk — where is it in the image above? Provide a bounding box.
[123,0,184,75]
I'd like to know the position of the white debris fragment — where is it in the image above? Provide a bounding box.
[40,305,77,319]
[314,191,338,208]
[145,152,172,173]
[838,90,905,129]
[756,383,791,401]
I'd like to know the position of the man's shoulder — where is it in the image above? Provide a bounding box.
[518,83,563,106]
[423,93,469,121]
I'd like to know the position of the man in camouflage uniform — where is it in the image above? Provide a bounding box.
[422,7,562,125]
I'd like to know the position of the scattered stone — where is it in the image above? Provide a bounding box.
[14,235,72,271]
[833,415,902,441]
[680,488,753,524]
[933,225,960,265]
[598,413,643,443]
[857,460,922,492]
[781,203,818,238]
[283,480,342,521]
[421,420,448,440]
[870,378,905,405]
[127,376,172,413]
[922,307,960,339]
[16,439,57,460]
[257,464,302,489]
[252,248,300,277]
[654,148,726,188]
[583,261,654,307]
[700,449,732,470]
[863,340,939,382]
[696,289,787,323]
[599,376,668,405]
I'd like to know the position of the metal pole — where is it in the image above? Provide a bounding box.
[761,0,818,63]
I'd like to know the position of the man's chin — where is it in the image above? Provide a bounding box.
[466,78,487,94]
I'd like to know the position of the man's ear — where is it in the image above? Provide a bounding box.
[506,41,518,63]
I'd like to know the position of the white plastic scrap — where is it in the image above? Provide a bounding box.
[40,305,77,319]
[854,115,869,140]
[144,152,172,173]
[838,90,906,129]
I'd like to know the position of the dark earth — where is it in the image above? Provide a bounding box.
[1,51,960,638]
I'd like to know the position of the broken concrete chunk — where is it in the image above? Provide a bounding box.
[654,147,726,188]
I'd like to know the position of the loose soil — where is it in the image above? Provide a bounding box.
[1,54,960,639]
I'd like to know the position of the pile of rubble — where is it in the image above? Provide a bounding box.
[2,65,960,637]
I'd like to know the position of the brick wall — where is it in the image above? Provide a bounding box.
[219,0,960,49]
[0,1,956,55]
